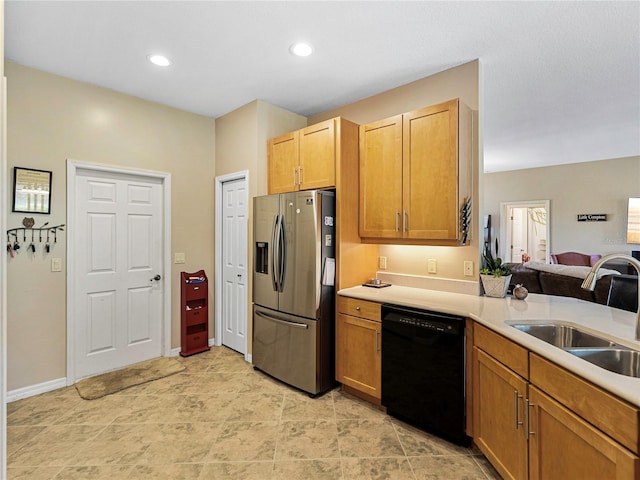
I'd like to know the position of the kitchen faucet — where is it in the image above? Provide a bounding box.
[581,253,640,341]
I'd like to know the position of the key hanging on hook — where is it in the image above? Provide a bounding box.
[45,229,51,253]
[38,222,49,243]
[13,231,20,253]
[28,228,36,253]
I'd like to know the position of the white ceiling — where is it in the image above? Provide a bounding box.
[5,1,640,173]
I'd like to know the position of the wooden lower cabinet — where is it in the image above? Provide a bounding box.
[336,296,382,402]
[528,386,639,480]
[474,347,528,480]
[473,324,639,480]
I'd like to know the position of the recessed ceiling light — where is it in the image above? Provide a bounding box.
[289,42,313,57]
[148,54,171,67]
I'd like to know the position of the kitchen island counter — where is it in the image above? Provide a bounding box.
[338,285,640,407]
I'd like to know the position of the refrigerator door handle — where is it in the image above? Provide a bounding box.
[278,214,287,292]
[271,214,279,292]
[255,310,309,329]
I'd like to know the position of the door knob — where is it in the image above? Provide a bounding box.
[151,274,161,281]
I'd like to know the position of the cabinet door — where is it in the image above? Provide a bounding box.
[299,119,336,190]
[268,131,299,193]
[336,313,381,399]
[473,348,528,480]
[403,99,459,240]
[528,386,639,480]
[359,115,403,238]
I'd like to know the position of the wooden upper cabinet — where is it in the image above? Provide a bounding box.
[404,100,460,240]
[359,98,471,244]
[299,119,336,190]
[359,115,403,238]
[268,131,299,194]
[267,118,337,194]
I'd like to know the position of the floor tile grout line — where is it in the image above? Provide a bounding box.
[390,420,419,480]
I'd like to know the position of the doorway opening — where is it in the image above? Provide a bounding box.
[500,200,550,263]
[214,171,249,360]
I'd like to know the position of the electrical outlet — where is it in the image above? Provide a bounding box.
[379,256,387,269]
[174,253,186,264]
[464,261,474,277]
[427,259,437,274]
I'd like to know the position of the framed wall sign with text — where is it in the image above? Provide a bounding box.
[12,167,52,214]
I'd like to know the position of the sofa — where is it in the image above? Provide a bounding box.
[506,262,638,312]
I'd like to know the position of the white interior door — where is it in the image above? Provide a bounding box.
[510,207,527,262]
[221,177,248,353]
[73,168,164,379]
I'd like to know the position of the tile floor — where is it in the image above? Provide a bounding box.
[7,346,502,479]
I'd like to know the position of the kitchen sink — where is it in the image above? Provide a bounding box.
[508,323,620,348]
[507,321,640,378]
[565,348,640,378]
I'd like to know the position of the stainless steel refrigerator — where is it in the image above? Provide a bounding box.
[252,190,335,396]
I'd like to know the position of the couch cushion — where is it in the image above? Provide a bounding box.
[507,263,543,293]
[538,271,595,302]
[607,275,639,313]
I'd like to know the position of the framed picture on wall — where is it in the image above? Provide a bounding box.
[12,167,53,214]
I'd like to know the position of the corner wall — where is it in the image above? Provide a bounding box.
[214,100,306,353]
[5,61,216,391]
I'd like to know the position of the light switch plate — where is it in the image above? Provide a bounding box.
[51,258,62,272]
[427,259,437,274]
[379,256,387,269]
[174,253,186,264]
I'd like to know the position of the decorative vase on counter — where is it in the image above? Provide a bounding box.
[480,274,512,298]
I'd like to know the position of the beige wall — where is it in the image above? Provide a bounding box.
[1,2,7,475]
[484,156,640,258]
[309,61,482,282]
[214,100,306,353]
[5,61,215,391]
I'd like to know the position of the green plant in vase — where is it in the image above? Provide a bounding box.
[480,240,512,297]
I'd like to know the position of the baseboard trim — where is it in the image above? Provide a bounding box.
[169,338,216,357]
[7,377,67,402]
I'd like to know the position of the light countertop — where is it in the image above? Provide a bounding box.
[338,285,640,408]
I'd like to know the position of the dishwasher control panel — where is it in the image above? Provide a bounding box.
[395,315,455,333]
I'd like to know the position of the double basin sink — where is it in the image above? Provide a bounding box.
[506,322,640,378]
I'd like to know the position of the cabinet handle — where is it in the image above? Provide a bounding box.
[298,166,303,185]
[514,391,524,430]
[395,210,400,232]
[355,306,361,311]
[525,399,536,439]
[403,210,408,232]
[293,167,298,186]
[375,330,380,352]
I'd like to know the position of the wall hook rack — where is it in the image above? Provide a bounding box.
[6,220,65,256]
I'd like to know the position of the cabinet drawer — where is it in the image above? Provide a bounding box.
[184,283,206,301]
[474,323,529,379]
[530,353,639,454]
[337,296,381,322]
[185,331,208,349]
[185,308,207,327]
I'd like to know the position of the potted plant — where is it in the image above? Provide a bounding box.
[479,240,512,298]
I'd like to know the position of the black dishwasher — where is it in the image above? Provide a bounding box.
[381,304,470,446]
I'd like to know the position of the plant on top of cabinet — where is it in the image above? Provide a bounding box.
[359,98,472,245]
